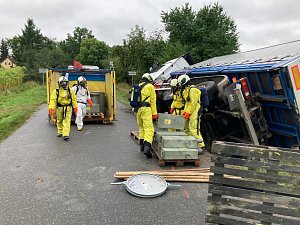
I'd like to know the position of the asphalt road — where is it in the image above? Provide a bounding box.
[0,102,208,225]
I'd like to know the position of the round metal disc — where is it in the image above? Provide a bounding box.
[125,173,168,198]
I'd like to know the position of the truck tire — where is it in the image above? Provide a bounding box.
[195,81,218,102]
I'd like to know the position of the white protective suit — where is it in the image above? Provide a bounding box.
[71,85,92,130]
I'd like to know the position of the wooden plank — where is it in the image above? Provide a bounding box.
[115,171,211,176]
[210,166,300,186]
[208,205,300,224]
[207,141,300,224]
[207,196,300,218]
[206,214,254,225]
[263,159,279,225]
[211,155,300,174]
[211,141,300,163]
[208,184,300,208]
[210,176,300,197]
[213,141,300,153]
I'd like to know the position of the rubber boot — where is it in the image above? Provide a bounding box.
[63,136,69,141]
[139,139,144,152]
[143,141,152,159]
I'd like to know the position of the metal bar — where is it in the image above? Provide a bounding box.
[234,86,259,145]
[266,71,276,95]
[279,68,293,107]
[216,109,241,118]
[255,72,264,94]
[49,68,111,73]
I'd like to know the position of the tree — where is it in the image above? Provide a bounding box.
[110,26,187,83]
[77,38,110,67]
[161,3,195,45]
[109,45,129,82]
[9,18,53,63]
[161,3,239,62]
[157,41,186,64]
[59,27,94,60]
[122,26,149,81]
[0,39,9,61]
[8,18,60,81]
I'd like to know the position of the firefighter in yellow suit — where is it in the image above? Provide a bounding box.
[49,76,78,141]
[178,74,205,154]
[169,78,184,115]
[137,73,157,158]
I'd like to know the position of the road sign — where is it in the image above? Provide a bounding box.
[38,68,46,86]
[128,71,136,76]
[38,68,47,74]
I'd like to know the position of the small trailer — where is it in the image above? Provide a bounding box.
[46,67,116,124]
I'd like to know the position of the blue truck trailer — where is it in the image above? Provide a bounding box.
[170,40,300,149]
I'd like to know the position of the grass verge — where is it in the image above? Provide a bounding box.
[0,82,46,142]
[116,82,131,108]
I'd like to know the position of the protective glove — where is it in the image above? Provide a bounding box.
[88,99,93,107]
[49,108,55,116]
[74,107,78,116]
[152,114,158,120]
[169,108,175,114]
[183,112,191,119]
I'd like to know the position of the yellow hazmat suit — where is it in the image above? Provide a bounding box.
[182,85,205,148]
[170,89,185,115]
[137,82,157,144]
[49,87,78,137]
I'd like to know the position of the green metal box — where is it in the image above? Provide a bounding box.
[161,136,198,149]
[160,148,198,160]
[157,113,185,130]
[154,131,187,143]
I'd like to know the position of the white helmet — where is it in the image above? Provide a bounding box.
[142,73,153,82]
[78,76,87,86]
[58,76,68,89]
[170,79,178,87]
[177,74,190,87]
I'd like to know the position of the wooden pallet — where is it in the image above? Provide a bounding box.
[151,145,200,167]
[130,131,140,144]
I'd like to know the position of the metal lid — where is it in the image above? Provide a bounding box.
[125,173,168,198]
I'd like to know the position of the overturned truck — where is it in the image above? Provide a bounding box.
[166,40,300,149]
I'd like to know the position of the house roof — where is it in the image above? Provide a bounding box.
[1,56,15,64]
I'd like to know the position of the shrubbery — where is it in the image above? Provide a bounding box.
[0,66,27,91]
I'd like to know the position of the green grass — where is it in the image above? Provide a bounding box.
[0,82,46,142]
[116,82,131,108]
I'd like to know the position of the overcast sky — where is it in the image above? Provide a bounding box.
[0,0,299,52]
